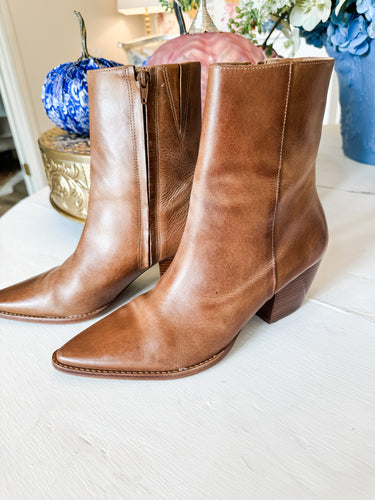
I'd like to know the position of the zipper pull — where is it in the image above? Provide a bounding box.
[135,68,150,105]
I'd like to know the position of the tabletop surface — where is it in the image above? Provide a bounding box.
[0,125,374,499]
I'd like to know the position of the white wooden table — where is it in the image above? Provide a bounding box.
[0,125,374,500]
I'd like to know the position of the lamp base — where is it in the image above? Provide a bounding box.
[145,8,151,36]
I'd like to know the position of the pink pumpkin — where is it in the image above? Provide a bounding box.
[148,32,266,110]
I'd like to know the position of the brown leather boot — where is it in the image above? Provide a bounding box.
[0,63,201,323]
[53,57,333,377]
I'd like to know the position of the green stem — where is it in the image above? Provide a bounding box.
[262,13,287,50]
[74,11,91,61]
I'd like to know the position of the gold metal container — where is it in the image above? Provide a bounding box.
[38,127,90,223]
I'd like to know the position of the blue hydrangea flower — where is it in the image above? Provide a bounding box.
[327,11,371,55]
[357,0,375,22]
[368,20,375,37]
[302,0,375,54]
[356,0,375,38]
[300,21,329,47]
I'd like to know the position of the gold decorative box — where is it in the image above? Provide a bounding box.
[38,127,90,223]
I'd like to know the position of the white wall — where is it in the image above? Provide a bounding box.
[295,39,340,125]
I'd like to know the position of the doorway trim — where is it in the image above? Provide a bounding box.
[0,1,46,194]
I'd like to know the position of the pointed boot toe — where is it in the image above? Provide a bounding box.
[0,284,31,321]
[0,268,111,323]
[52,332,107,376]
[0,271,59,322]
[52,305,149,376]
[52,296,237,380]
[52,331,236,380]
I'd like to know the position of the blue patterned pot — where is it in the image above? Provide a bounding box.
[327,40,375,165]
[41,12,122,136]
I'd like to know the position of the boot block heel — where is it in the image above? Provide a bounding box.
[256,261,321,324]
[159,257,174,277]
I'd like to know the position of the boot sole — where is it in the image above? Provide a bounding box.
[51,337,238,380]
[0,303,110,324]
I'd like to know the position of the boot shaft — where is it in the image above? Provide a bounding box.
[266,58,334,289]
[142,63,201,264]
[87,63,201,270]
[192,58,333,293]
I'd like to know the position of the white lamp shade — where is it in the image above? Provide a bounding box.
[117,0,165,15]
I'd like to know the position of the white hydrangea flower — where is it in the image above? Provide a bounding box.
[289,0,331,31]
[239,0,294,26]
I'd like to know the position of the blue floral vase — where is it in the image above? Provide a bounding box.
[42,12,122,136]
[322,8,375,165]
[331,42,375,165]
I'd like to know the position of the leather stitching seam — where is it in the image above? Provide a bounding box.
[126,68,143,268]
[155,69,161,262]
[52,348,225,375]
[181,64,192,141]
[0,304,108,320]
[215,61,332,71]
[162,65,183,139]
[271,62,292,296]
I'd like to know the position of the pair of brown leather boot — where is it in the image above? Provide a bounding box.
[0,58,334,379]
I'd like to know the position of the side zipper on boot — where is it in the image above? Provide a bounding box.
[135,67,175,279]
[135,67,151,268]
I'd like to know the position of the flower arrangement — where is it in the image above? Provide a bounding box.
[228,0,375,56]
[159,1,375,56]
[159,0,197,12]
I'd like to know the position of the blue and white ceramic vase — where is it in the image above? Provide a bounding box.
[42,11,121,136]
[326,40,375,165]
